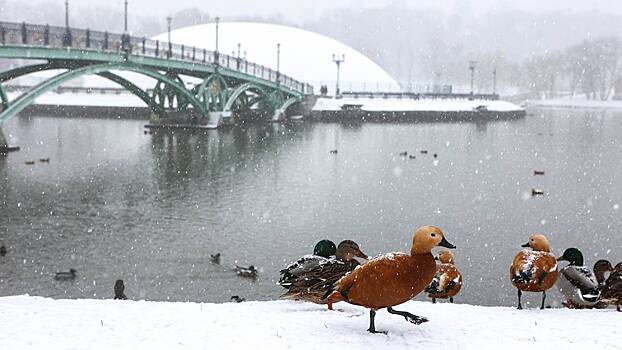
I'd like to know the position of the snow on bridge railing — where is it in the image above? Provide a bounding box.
[0,21,314,96]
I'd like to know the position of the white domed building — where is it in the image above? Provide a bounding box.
[152,22,399,95]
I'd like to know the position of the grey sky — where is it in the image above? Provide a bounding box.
[29,0,622,21]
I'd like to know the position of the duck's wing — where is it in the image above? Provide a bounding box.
[278,255,330,287]
[561,266,598,290]
[511,251,557,285]
[602,271,622,300]
[288,260,352,290]
[426,265,462,294]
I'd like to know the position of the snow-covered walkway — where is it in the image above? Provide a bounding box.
[0,296,619,349]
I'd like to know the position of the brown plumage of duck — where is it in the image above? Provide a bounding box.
[600,262,622,312]
[510,234,558,310]
[279,240,368,308]
[325,226,455,334]
[426,250,462,303]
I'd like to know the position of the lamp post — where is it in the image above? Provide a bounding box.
[276,43,281,85]
[214,16,220,66]
[492,68,497,96]
[469,60,476,95]
[124,0,128,32]
[166,16,172,58]
[332,53,345,97]
[121,0,131,53]
[62,0,72,47]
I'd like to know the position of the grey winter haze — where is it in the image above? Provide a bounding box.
[2,0,622,90]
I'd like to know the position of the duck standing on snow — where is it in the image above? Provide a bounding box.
[600,262,622,312]
[556,248,600,308]
[235,265,258,279]
[54,268,77,281]
[426,250,462,304]
[277,239,337,287]
[510,234,558,310]
[593,260,614,289]
[279,240,368,308]
[325,226,455,334]
[114,279,128,300]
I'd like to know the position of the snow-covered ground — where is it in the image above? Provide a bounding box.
[0,296,619,349]
[526,98,622,110]
[6,91,145,108]
[7,92,524,114]
[313,97,524,112]
[152,22,399,95]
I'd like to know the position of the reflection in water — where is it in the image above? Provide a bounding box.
[0,110,621,307]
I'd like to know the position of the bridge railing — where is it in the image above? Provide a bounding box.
[0,21,314,96]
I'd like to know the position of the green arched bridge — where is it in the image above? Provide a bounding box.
[0,21,314,140]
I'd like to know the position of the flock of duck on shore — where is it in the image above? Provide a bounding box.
[274,227,621,332]
[1,226,620,333]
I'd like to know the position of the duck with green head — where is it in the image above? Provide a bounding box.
[278,239,337,287]
[556,248,600,308]
[278,239,368,307]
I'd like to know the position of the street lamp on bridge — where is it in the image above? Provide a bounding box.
[469,60,476,96]
[121,0,131,53]
[214,17,220,67]
[492,67,497,96]
[62,0,72,47]
[332,53,345,97]
[166,16,172,59]
[276,43,281,85]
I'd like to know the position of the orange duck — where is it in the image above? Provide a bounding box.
[426,250,462,303]
[325,226,455,333]
[510,234,558,309]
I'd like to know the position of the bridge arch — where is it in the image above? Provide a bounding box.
[0,63,167,117]
[0,62,209,127]
[196,73,229,111]
[223,82,270,113]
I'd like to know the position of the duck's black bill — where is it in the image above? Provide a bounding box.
[521,242,530,248]
[438,237,456,249]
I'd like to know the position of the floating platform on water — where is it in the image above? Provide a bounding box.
[0,146,20,154]
[311,97,526,122]
[144,124,216,130]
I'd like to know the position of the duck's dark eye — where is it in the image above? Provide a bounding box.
[431,233,437,237]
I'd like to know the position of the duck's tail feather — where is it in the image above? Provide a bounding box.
[321,283,335,301]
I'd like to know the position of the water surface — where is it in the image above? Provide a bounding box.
[1,109,621,307]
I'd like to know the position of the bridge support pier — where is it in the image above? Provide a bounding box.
[206,111,232,129]
[270,109,284,122]
[0,128,19,155]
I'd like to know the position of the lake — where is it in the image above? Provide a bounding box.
[1,109,621,307]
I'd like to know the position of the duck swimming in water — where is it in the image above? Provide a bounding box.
[326,226,455,334]
[54,269,77,281]
[556,248,600,308]
[235,265,258,279]
[600,262,622,312]
[426,250,462,304]
[210,253,221,264]
[510,234,558,310]
[279,240,368,308]
[114,279,128,300]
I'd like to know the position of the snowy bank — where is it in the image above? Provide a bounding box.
[313,97,524,112]
[527,98,622,110]
[0,296,619,350]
